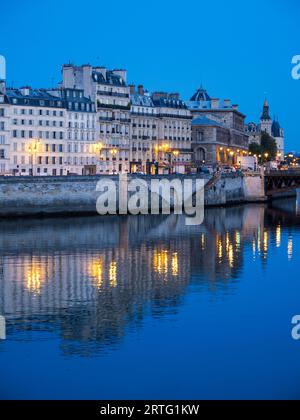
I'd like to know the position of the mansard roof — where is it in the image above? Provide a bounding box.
[92,70,126,86]
[130,93,154,107]
[151,96,188,109]
[6,88,65,107]
[5,87,95,112]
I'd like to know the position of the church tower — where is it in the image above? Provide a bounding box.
[260,98,272,136]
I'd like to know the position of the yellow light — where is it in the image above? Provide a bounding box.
[276,225,281,248]
[109,261,117,288]
[153,250,169,275]
[26,263,45,295]
[172,253,179,276]
[228,244,234,268]
[89,259,104,289]
[27,139,41,154]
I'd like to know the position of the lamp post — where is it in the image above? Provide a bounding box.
[28,139,40,176]
[110,148,118,174]
[172,150,179,174]
[95,142,103,173]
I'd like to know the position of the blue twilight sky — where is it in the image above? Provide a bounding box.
[1,0,299,150]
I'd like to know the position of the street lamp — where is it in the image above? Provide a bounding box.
[172,150,179,174]
[28,139,40,176]
[110,148,118,174]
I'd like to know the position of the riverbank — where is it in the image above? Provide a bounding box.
[0,172,284,217]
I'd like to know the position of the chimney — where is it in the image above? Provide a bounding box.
[129,84,135,94]
[211,98,220,109]
[224,99,231,108]
[138,85,144,95]
[232,104,239,110]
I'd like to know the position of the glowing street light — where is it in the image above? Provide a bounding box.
[28,139,41,176]
[110,148,118,174]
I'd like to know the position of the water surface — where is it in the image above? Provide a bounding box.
[0,199,300,400]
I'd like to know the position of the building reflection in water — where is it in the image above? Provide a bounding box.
[0,199,299,355]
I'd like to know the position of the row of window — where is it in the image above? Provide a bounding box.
[12,130,64,140]
[12,156,97,166]
[12,108,64,117]
[13,119,64,127]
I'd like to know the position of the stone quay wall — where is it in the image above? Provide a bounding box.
[0,173,266,217]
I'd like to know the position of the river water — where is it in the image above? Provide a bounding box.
[0,198,300,400]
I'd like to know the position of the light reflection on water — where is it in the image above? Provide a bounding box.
[0,198,300,399]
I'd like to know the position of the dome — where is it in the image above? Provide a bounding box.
[190,87,211,102]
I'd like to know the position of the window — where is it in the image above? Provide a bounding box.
[0,149,5,159]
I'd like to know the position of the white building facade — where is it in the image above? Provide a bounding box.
[0,82,97,176]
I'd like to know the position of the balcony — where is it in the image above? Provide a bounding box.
[97,102,131,111]
[97,91,130,99]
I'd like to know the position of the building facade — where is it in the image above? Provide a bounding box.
[0,81,97,176]
[151,92,193,174]
[186,87,249,166]
[62,64,131,174]
[62,64,193,175]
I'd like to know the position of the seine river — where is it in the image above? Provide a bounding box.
[0,198,300,400]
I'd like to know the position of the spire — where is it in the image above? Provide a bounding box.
[261,97,271,120]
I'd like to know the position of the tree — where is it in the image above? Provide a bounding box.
[249,133,277,162]
[260,132,277,160]
[249,142,261,156]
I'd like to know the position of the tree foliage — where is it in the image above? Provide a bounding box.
[249,132,277,161]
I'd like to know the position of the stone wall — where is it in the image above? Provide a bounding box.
[0,173,266,216]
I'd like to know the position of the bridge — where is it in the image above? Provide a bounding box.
[265,170,300,196]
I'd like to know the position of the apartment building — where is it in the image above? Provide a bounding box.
[0,82,97,176]
[130,85,158,174]
[49,87,98,175]
[62,64,131,174]
[152,92,193,173]
[0,81,10,174]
